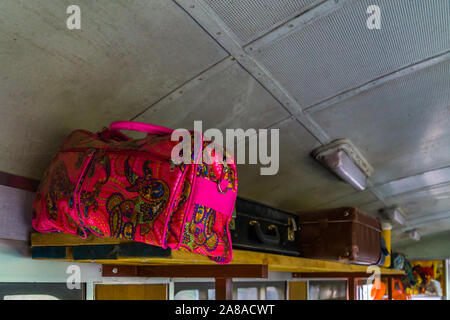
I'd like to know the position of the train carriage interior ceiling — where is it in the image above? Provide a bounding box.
[1,0,450,256]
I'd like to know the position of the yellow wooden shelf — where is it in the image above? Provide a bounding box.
[31,232,134,246]
[31,233,404,276]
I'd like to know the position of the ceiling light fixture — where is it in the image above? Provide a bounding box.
[408,230,421,241]
[380,207,407,226]
[312,139,373,191]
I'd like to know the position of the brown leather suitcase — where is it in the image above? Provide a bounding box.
[298,207,382,265]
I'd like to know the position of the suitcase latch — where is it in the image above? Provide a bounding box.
[229,208,237,230]
[288,218,297,241]
[229,218,235,230]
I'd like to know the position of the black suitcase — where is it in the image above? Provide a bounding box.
[231,197,300,256]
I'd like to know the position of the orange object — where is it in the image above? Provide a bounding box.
[392,279,411,300]
[370,279,386,300]
[371,279,411,300]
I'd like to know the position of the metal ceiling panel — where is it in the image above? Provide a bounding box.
[312,190,378,212]
[377,166,450,197]
[406,210,450,228]
[313,60,450,185]
[407,220,450,237]
[236,119,359,212]
[251,0,450,108]
[135,58,289,131]
[371,183,450,241]
[200,0,322,45]
[385,183,450,221]
[392,219,450,241]
[358,200,386,218]
[392,231,450,258]
[0,0,227,179]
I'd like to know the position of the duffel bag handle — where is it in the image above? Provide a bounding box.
[110,121,208,166]
[110,121,174,136]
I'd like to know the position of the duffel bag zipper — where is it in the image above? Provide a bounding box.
[62,147,181,171]
[73,148,96,239]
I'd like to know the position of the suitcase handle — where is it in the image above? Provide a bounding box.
[249,221,280,245]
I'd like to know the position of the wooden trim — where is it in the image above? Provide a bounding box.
[386,277,393,300]
[293,272,404,278]
[31,233,405,275]
[443,259,447,298]
[216,278,233,300]
[348,277,357,300]
[95,284,168,300]
[294,272,375,278]
[102,264,268,278]
[102,265,138,277]
[0,171,40,192]
[31,233,134,246]
[288,281,308,300]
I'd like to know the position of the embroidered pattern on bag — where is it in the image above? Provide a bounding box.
[181,204,219,253]
[46,161,75,221]
[165,172,192,246]
[104,157,171,240]
[124,157,170,225]
[79,151,111,217]
[180,203,232,263]
[44,156,87,236]
[210,224,231,264]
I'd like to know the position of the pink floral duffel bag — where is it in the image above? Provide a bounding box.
[32,121,238,263]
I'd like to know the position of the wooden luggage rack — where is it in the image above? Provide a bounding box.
[31,233,405,300]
